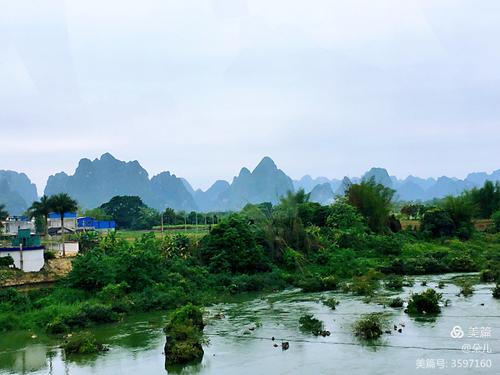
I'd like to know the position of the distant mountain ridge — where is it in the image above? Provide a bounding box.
[44,153,197,211]
[1,154,500,214]
[0,171,38,215]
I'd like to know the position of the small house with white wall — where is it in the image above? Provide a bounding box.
[1,216,35,236]
[0,229,45,272]
[47,212,77,235]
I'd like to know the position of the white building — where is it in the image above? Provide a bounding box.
[0,247,45,272]
[1,216,35,236]
[47,212,77,235]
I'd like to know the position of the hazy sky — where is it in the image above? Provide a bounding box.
[1,0,500,193]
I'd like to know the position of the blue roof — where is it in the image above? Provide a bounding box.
[76,217,115,229]
[48,212,77,219]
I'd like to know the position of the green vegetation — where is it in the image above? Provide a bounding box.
[346,179,395,234]
[480,268,499,283]
[323,297,339,309]
[0,255,14,268]
[492,211,500,232]
[164,304,205,365]
[492,284,500,299]
[384,275,404,291]
[388,297,404,308]
[458,281,474,297]
[407,289,442,315]
[299,314,324,336]
[62,332,107,355]
[352,313,386,340]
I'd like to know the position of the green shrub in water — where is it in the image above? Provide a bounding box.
[388,297,404,308]
[458,281,474,297]
[164,304,205,365]
[385,276,404,291]
[323,297,339,310]
[352,313,386,340]
[493,284,500,299]
[62,332,106,354]
[299,314,324,336]
[407,289,442,315]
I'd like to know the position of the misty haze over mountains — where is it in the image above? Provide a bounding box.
[1,153,500,215]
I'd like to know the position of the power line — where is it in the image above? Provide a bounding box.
[204,333,500,354]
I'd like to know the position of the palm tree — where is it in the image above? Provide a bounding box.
[48,193,78,257]
[29,195,52,237]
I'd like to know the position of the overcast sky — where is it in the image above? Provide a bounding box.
[1,0,500,193]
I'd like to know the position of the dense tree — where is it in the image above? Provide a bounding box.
[48,193,78,256]
[162,208,177,225]
[327,199,366,232]
[441,195,474,239]
[100,196,147,229]
[199,214,269,273]
[29,195,52,236]
[467,181,500,219]
[420,208,455,238]
[272,190,311,253]
[346,179,395,233]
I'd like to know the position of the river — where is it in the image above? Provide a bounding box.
[1,274,499,374]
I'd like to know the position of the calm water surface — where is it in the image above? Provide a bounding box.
[1,274,499,375]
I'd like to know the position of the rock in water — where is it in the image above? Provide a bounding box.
[164,304,205,366]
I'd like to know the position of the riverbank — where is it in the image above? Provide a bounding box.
[0,258,73,288]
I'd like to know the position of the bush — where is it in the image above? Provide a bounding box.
[448,254,476,272]
[164,304,205,365]
[62,332,106,354]
[78,303,119,324]
[352,313,386,340]
[407,289,442,315]
[492,211,500,232]
[0,255,14,268]
[282,247,305,271]
[66,250,115,291]
[300,275,337,292]
[323,297,339,310]
[0,288,31,312]
[385,276,404,291]
[299,314,324,336]
[492,284,500,299]
[44,251,56,261]
[199,214,270,273]
[350,269,382,296]
[367,235,402,256]
[388,297,404,308]
[458,281,474,297]
[0,313,21,332]
[421,209,455,238]
[480,268,499,283]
